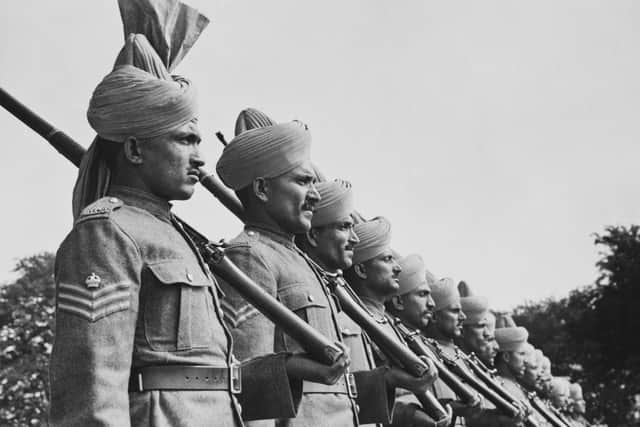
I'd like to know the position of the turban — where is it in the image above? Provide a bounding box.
[312,179,355,227]
[235,108,277,136]
[397,254,427,295]
[458,281,489,325]
[495,326,529,352]
[72,32,200,219]
[431,277,460,311]
[425,268,438,287]
[549,377,571,398]
[87,65,197,142]
[485,311,496,335]
[569,383,583,400]
[495,313,517,329]
[541,356,551,372]
[522,343,537,366]
[216,122,312,190]
[352,217,392,264]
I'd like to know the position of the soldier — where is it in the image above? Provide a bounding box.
[520,344,543,393]
[476,311,499,368]
[421,279,523,426]
[343,219,445,427]
[548,378,571,412]
[48,32,320,426]
[296,180,439,426]
[494,319,531,401]
[216,117,358,427]
[567,383,591,426]
[456,281,491,360]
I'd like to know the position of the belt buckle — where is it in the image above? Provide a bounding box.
[136,372,144,392]
[229,363,242,394]
[345,373,358,398]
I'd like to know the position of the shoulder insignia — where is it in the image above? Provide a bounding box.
[57,279,131,322]
[77,197,124,222]
[221,299,260,329]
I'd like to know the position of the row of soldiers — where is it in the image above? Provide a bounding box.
[45,1,597,426]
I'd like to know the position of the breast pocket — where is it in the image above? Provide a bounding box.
[142,260,214,352]
[277,283,334,351]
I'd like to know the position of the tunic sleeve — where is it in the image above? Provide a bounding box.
[49,217,142,427]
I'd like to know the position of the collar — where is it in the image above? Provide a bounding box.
[108,185,172,221]
[360,296,386,318]
[245,221,296,248]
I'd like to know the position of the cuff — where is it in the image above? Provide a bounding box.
[238,352,302,421]
[353,366,394,424]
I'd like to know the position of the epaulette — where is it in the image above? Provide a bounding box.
[76,197,124,223]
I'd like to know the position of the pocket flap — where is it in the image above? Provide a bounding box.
[147,259,210,288]
[278,283,327,312]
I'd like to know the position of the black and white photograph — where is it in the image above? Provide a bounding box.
[1,1,638,426]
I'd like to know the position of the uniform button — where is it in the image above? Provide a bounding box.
[247,231,255,236]
[307,294,315,302]
[108,197,119,203]
[186,272,194,282]
[342,328,350,334]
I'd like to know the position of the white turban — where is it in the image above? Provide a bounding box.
[311,179,355,227]
[352,217,392,264]
[431,277,460,311]
[87,65,197,142]
[397,254,427,295]
[216,122,312,191]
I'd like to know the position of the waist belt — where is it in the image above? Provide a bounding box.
[303,373,358,398]
[129,364,241,394]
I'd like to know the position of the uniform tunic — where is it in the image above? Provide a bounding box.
[49,186,298,427]
[497,375,551,427]
[358,298,440,427]
[221,224,389,427]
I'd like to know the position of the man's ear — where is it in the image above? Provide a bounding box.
[389,295,404,312]
[502,352,511,363]
[305,228,320,248]
[354,263,367,280]
[253,177,269,203]
[123,136,144,164]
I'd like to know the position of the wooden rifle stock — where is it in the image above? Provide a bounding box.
[529,393,571,427]
[323,274,450,422]
[393,321,481,407]
[0,86,342,366]
[463,353,541,427]
[438,347,524,420]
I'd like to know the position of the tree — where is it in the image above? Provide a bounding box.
[0,252,55,426]
[513,225,640,425]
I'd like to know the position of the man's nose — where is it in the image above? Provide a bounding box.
[308,183,321,202]
[191,144,205,168]
[348,227,359,244]
[426,295,435,310]
[459,310,467,321]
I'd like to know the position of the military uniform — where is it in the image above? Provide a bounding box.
[356,297,439,427]
[49,186,300,427]
[221,224,390,426]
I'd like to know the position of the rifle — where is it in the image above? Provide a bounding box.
[0,86,343,366]
[393,321,544,426]
[528,393,571,427]
[322,273,451,423]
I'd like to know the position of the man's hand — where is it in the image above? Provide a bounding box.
[385,356,438,395]
[413,404,453,427]
[285,341,351,385]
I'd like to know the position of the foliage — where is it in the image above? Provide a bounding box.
[0,253,55,426]
[513,225,640,425]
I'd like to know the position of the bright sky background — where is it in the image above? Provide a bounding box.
[1,1,638,310]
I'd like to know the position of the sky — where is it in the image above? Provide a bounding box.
[1,1,638,310]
